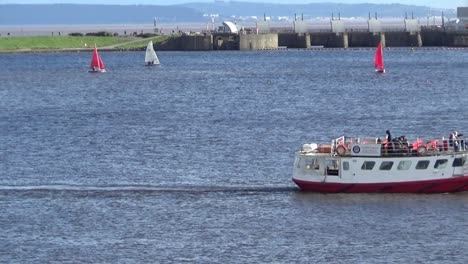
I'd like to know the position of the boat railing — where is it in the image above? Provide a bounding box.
[329,136,468,157]
[300,136,468,157]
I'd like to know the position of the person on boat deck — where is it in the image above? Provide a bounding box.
[384,130,394,154]
[385,130,392,142]
[397,136,409,154]
[449,131,458,150]
[399,136,409,148]
[454,131,466,151]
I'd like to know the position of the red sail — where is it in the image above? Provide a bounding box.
[90,45,105,70]
[98,56,105,69]
[374,42,384,71]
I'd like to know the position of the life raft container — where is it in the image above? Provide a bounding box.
[417,145,427,155]
[318,145,332,153]
[336,145,347,156]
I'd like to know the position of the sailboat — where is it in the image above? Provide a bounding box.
[374,42,385,73]
[145,40,160,66]
[89,44,106,73]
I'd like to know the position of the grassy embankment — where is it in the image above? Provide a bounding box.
[0,35,171,51]
[115,35,172,49]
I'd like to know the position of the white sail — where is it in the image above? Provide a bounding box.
[145,40,160,65]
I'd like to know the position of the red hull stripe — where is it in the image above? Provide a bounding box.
[292,176,468,193]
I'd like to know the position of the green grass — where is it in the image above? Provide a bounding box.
[0,36,138,50]
[115,35,172,49]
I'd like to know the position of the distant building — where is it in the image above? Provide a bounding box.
[458,7,468,20]
[445,7,468,30]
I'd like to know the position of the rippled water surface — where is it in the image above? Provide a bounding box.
[1,49,468,263]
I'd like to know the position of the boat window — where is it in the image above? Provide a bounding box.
[453,158,466,167]
[361,161,375,170]
[434,159,448,169]
[325,160,339,169]
[295,157,301,168]
[342,161,349,171]
[397,161,412,170]
[304,158,314,170]
[379,161,394,170]
[326,160,339,176]
[416,160,430,170]
[304,158,320,170]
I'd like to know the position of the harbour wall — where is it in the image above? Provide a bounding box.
[238,34,278,50]
[155,31,468,51]
[157,35,213,51]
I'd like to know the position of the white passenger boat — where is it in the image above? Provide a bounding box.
[292,134,468,193]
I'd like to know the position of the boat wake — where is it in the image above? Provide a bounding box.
[0,184,297,194]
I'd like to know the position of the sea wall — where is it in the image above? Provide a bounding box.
[157,34,213,51]
[213,33,239,50]
[309,33,347,48]
[279,33,310,48]
[451,33,468,46]
[347,32,381,47]
[239,34,278,50]
[153,30,468,51]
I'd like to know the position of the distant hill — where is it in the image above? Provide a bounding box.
[0,3,456,25]
[181,2,455,19]
[0,4,204,25]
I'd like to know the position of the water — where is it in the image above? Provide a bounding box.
[1,49,468,263]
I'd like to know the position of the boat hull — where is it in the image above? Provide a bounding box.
[88,69,106,73]
[292,176,468,193]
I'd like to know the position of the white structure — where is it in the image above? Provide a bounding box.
[331,20,345,33]
[256,20,270,34]
[404,19,420,32]
[222,21,239,33]
[368,18,382,33]
[294,20,308,34]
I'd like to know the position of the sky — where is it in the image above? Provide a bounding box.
[2,0,467,9]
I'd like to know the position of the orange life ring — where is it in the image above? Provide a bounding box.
[336,145,347,156]
[417,145,427,155]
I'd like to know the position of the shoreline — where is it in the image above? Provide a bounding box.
[1,46,467,54]
[0,47,138,54]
